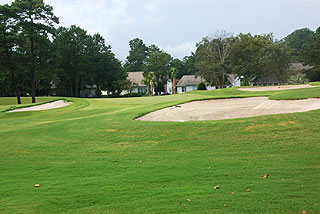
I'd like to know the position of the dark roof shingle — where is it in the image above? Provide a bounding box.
[177,75,204,86]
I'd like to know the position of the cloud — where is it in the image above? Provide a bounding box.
[45,0,135,42]
[139,0,160,24]
[162,42,196,59]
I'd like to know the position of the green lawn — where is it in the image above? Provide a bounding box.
[0,97,62,112]
[0,87,319,213]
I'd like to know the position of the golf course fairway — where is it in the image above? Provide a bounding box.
[1,87,320,213]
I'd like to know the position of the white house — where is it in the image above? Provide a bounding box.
[121,72,148,95]
[122,72,175,95]
[176,74,241,93]
[176,75,215,93]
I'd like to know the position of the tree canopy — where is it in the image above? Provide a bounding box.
[0,0,128,102]
[195,31,234,88]
[284,28,314,62]
[123,38,148,72]
[143,44,172,94]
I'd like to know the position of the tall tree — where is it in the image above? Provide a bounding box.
[302,27,320,67]
[284,28,314,62]
[182,53,197,77]
[54,26,89,97]
[302,26,320,81]
[0,4,21,104]
[170,58,186,79]
[266,40,291,84]
[169,67,177,94]
[195,30,234,89]
[231,33,272,85]
[12,0,59,103]
[54,26,127,97]
[143,45,172,94]
[142,72,155,95]
[124,38,148,72]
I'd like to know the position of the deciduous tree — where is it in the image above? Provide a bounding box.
[195,30,234,89]
[143,45,172,94]
[231,33,272,85]
[302,26,320,81]
[284,28,314,62]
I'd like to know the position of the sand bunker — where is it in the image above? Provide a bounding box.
[238,84,315,92]
[137,97,320,122]
[9,100,72,112]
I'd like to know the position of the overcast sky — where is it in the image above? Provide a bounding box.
[2,0,320,61]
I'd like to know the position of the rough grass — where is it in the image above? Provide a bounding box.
[0,87,319,213]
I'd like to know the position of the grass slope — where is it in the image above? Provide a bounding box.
[0,88,319,213]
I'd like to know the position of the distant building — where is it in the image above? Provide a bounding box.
[176,75,216,93]
[127,72,148,94]
[176,75,241,93]
[251,63,312,86]
[121,72,176,95]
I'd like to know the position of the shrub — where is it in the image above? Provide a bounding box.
[197,82,207,90]
[288,73,308,84]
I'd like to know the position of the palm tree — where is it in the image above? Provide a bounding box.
[142,72,155,96]
[170,67,177,94]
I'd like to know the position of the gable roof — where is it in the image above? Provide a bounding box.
[127,72,145,87]
[290,63,312,71]
[177,75,204,86]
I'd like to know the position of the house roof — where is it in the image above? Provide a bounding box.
[127,72,145,87]
[177,74,239,86]
[177,75,204,86]
[290,63,312,71]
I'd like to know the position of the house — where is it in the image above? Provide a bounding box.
[121,72,148,95]
[122,72,177,95]
[177,75,215,93]
[251,63,312,86]
[176,75,241,93]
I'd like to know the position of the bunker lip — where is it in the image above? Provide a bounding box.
[9,100,72,112]
[238,84,316,92]
[136,97,320,122]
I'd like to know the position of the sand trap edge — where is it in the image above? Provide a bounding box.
[8,100,72,112]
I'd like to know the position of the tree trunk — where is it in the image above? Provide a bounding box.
[5,47,21,104]
[217,77,221,89]
[172,78,176,94]
[69,79,73,96]
[80,75,84,97]
[74,65,79,97]
[11,68,22,104]
[30,37,36,103]
[75,79,79,97]
[221,67,226,89]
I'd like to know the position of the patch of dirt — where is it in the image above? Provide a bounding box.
[9,100,72,112]
[137,97,320,122]
[238,84,315,92]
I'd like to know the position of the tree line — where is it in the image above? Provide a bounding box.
[0,0,127,104]
[1,1,320,103]
[123,27,320,94]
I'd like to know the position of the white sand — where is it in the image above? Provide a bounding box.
[238,84,315,92]
[9,100,72,112]
[137,97,320,122]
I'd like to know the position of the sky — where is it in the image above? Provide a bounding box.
[2,0,320,62]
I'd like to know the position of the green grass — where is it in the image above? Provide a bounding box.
[0,87,319,213]
[309,81,320,86]
[0,97,62,112]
